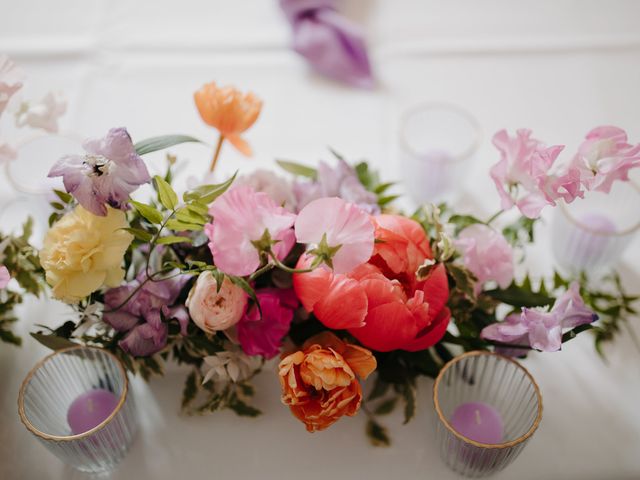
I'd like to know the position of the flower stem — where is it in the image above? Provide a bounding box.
[485,209,504,225]
[268,251,314,274]
[209,134,225,173]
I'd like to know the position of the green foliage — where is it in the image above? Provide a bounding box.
[134,134,203,156]
[183,172,237,204]
[131,200,164,224]
[154,175,178,210]
[276,159,317,179]
[366,419,391,447]
[502,216,537,247]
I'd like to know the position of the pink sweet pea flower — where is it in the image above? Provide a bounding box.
[205,185,296,276]
[481,282,597,353]
[0,266,10,288]
[490,129,567,218]
[454,224,514,293]
[237,288,298,359]
[294,197,374,274]
[569,126,640,193]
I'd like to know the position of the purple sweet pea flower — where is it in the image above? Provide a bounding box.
[103,270,191,357]
[294,158,380,214]
[481,282,597,354]
[48,127,150,216]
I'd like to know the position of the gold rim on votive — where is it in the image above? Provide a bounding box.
[399,102,482,163]
[17,345,129,443]
[558,180,640,237]
[432,350,543,450]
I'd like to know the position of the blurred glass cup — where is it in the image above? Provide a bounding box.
[398,103,481,205]
[551,180,640,274]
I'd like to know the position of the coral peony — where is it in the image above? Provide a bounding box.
[294,214,451,352]
[237,288,298,359]
[39,206,133,303]
[186,271,248,333]
[205,185,296,276]
[194,82,262,156]
[279,332,376,432]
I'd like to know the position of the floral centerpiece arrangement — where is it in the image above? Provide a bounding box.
[3,79,639,445]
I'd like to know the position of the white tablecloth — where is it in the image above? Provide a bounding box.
[2,1,640,479]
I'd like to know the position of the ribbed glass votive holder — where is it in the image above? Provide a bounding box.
[551,180,640,274]
[433,351,543,478]
[18,346,137,473]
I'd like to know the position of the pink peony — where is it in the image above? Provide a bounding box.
[206,185,296,276]
[294,197,374,274]
[237,288,298,359]
[569,126,640,193]
[0,266,10,288]
[454,224,514,293]
[490,129,567,218]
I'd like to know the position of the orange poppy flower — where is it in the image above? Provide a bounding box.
[278,332,376,432]
[194,82,262,156]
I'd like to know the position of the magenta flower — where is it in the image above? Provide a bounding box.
[0,54,23,117]
[295,197,375,274]
[569,126,640,194]
[205,185,296,276]
[481,282,597,353]
[237,288,298,359]
[0,266,10,289]
[454,224,514,293]
[48,127,151,216]
[294,158,380,214]
[490,129,568,218]
[104,270,191,356]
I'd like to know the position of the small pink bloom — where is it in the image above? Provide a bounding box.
[0,266,10,288]
[490,129,567,218]
[0,141,17,164]
[454,224,514,293]
[206,185,296,276]
[15,91,66,133]
[0,55,23,117]
[570,126,640,193]
[237,288,298,359]
[186,272,248,333]
[294,197,374,274]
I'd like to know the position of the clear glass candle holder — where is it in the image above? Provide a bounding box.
[433,351,543,478]
[18,346,137,473]
[551,180,640,274]
[398,103,481,205]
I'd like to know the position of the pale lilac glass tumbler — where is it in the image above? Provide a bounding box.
[399,103,481,205]
[18,346,137,473]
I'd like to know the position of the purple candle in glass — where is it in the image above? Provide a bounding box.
[67,388,120,435]
[450,401,504,444]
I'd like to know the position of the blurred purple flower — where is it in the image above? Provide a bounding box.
[237,288,298,359]
[104,270,190,356]
[294,158,379,214]
[48,127,150,216]
[481,282,597,354]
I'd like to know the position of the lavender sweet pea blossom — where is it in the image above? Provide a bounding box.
[481,282,597,354]
[48,127,150,216]
[104,270,191,357]
[294,158,379,214]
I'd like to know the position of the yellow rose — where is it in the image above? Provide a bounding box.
[39,205,133,303]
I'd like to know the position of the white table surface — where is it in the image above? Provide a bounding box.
[2,1,640,479]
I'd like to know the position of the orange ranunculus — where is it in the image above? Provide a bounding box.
[194,82,262,156]
[293,214,451,352]
[278,332,376,432]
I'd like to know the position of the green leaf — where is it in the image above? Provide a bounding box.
[449,214,483,234]
[485,282,553,308]
[122,227,153,242]
[367,376,390,402]
[53,189,73,204]
[275,159,317,179]
[50,202,65,211]
[401,382,417,424]
[378,195,399,206]
[30,333,77,351]
[229,276,261,316]
[0,328,22,346]
[183,172,238,204]
[157,235,192,245]
[366,419,391,447]
[131,200,164,224]
[175,208,207,226]
[154,175,178,210]
[374,182,394,194]
[228,397,261,417]
[374,397,398,415]
[165,219,203,232]
[134,134,202,156]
